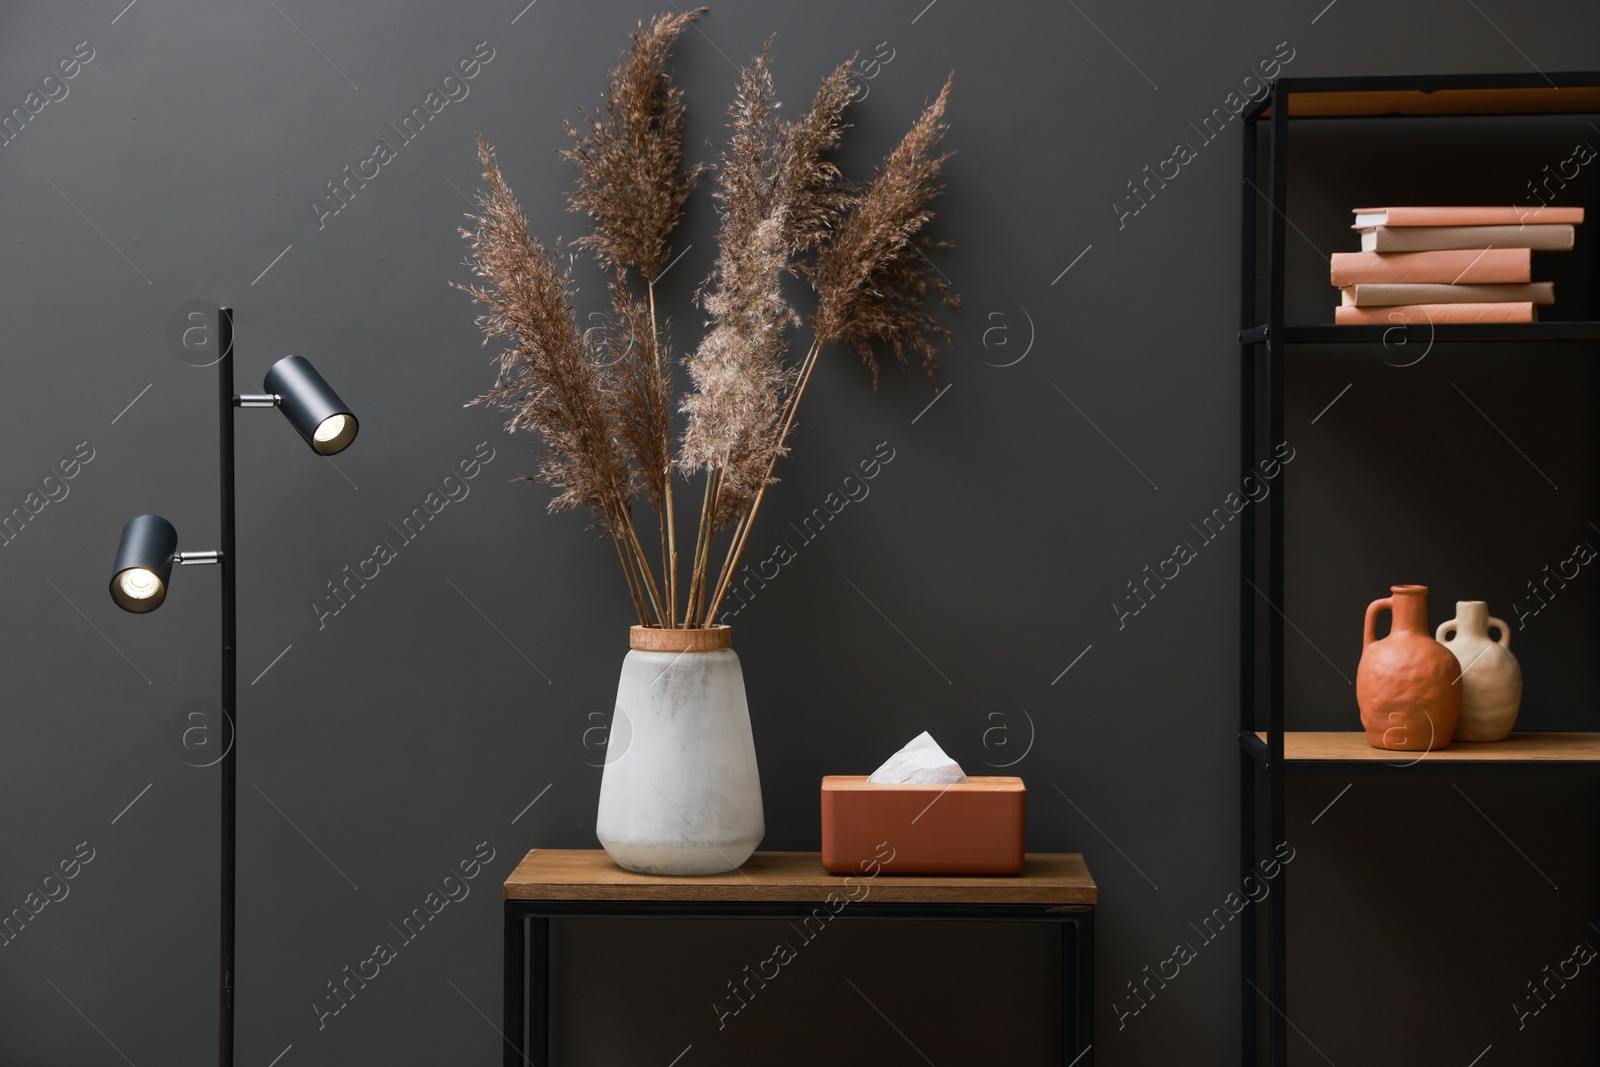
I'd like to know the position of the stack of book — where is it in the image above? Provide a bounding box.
[1329,205,1583,324]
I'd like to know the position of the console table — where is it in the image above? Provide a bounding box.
[503,849,1096,1066]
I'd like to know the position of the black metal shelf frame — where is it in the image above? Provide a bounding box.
[1238,71,1600,1066]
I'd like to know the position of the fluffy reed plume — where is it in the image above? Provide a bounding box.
[673,49,799,621]
[679,49,794,530]
[601,270,672,516]
[681,211,794,528]
[809,75,959,382]
[456,136,664,624]
[561,9,706,280]
[774,56,856,257]
[457,137,628,518]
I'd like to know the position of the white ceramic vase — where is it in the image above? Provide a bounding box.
[1437,601,1523,742]
[595,626,764,875]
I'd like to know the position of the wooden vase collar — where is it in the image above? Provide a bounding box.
[630,625,732,652]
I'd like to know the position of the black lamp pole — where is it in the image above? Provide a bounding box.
[217,306,238,1067]
[109,306,357,1067]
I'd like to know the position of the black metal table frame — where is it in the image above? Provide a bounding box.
[503,899,1094,1066]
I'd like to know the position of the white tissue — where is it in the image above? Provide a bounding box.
[867,731,968,785]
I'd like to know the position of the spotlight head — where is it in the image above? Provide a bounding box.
[110,514,178,613]
[263,355,358,455]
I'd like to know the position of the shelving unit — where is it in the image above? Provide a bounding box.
[1238,71,1600,1066]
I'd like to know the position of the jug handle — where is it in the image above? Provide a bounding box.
[1488,616,1511,650]
[1435,618,1458,643]
[1364,596,1393,649]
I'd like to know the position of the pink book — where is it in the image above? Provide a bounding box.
[1329,249,1530,285]
[1335,302,1535,325]
[1352,205,1584,227]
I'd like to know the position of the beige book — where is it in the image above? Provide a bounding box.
[1335,302,1535,325]
[1340,282,1554,306]
[1360,225,1574,252]
[1353,205,1584,226]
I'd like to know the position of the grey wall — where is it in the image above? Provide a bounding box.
[2,1,1598,1064]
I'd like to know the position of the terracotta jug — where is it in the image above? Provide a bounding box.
[1437,601,1523,742]
[1356,585,1461,750]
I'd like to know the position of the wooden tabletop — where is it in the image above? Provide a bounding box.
[505,850,1096,904]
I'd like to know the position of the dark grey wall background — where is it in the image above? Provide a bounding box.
[3,1,1599,1064]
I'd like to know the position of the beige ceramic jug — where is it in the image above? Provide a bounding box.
[1436,601,1522,742]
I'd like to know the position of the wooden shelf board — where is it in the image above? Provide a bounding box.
[504,849,1096,904]
[1265,86,1600,118]
[1260,731,1600,762]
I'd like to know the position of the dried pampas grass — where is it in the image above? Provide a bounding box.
[561,9,706,280]
[775,56,856,258]
[680,51,795,517]
[458,13,958,628]
[456,136,626,522]
[455,136,664,623]
[561,9,709,622]
[810,75,959,383]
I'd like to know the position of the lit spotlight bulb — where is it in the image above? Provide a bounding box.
[313,414,348,444]
[119,568,161,600]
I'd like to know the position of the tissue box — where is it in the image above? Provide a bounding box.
[820,776,1026,875]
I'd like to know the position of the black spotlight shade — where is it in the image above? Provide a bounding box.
[110,514,178,613]
[263,354,358,455]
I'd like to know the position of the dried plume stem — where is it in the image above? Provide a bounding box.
[648,282,680,624]
[608,506,652,624]
[682,466,724,626]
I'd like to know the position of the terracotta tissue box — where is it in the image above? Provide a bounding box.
[820,776,1026,875]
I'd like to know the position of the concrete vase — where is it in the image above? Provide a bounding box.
[595,625,764,875]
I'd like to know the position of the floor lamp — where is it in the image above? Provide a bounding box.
[108,307,358,1067]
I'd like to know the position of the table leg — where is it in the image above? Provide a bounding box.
[1065,910,1094,1065]
[504,907,525,1067]
[530,917,550,1066]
